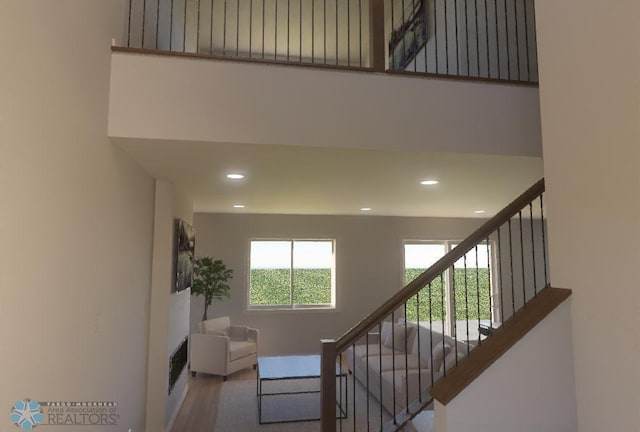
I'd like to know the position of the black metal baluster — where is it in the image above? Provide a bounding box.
[504,0,510,79]
[275,0,278,60]
[183,0,187,51]
[475,245,481,346]
[358,0,362,66]
[390,0,395,69]
[156,0,160,49]
[529,202,537,295]
[351,344,356,432]
[299,0,302,62]
[454,0,459,75]
[523,0,530,81]
[514,0,520,79]
[127,0,133,46]
[434,0,439,73]
[378,322,383,428]
[494,0,500,78]
[335,0,339,65]
[508,218,515,315]
[486,237,492,342]
[402,0,407,69]
[365,332,370,432]
[222,0,227,54]
[422,0,427,73]
[347,0,351,66]
[210,0,214,54]
[440,273,447,374]
[170,0,174,50]
[484,0,489,77]
[464,0,470,76]
[142,0,147,47]
[427,282,434,390]
[414,0,419,72]
[519,210,526,305]
[404,303,409,414]
[236,0,240,55]
[463,254,470,353]
[444,0,449,73]
[391,312,397,424]
[497,226,505,324]
[196,0,202,52]
[531,0,538,81]
[312,0,315,62]
[474,0,480,76]
[417,289,423,401]
[287,0,290,60]
[249,0,253,56]
[451,263,458,364]
[323,0,327,63]
[540,194,548,285]
[339,351,343,432]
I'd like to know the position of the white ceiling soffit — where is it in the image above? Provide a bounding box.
[116,138,543,218]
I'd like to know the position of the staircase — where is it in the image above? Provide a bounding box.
[320,178,571,432]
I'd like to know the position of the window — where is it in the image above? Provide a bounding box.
[403,241,495,340]
[249,239,335,310]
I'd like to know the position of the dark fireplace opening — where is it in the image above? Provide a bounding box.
[169,337,188,394]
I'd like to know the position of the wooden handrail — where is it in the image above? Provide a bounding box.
[430,285,571,404]
[335,178,545,353]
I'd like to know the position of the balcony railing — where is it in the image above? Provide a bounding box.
[124,0,538,83]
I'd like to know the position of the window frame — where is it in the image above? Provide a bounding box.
[402,239,499,336]
[247,238,337,311]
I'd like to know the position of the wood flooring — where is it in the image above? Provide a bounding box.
[171,368,256,432]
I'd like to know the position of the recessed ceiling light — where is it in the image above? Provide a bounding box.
[226,173,245,180]
[474,210,486,214]
[420,180,439,186]
[233,204,245,208]
[360,207,372,211]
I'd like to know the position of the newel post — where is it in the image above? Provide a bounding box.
[369,0,385,72]
[320,339,337,432]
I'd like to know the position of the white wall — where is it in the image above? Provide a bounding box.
[192,213,486,354]
[108,52,542,157]
[435,300,577,432]
[0,1,155,431]
[535,1,640,431]
[145,181,193,432]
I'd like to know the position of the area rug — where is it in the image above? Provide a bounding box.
[213,374,394,432]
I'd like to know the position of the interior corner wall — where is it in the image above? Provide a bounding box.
[535,1,640,431]
[434,300,577,432]
[0,1,155,431]
[145,181,193,432]
[191,213,485,354]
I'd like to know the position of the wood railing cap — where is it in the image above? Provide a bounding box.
[430,286,572,405]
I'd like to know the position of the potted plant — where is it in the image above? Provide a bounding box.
[192,257,233,321]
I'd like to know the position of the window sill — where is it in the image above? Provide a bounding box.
[245,305,338,314]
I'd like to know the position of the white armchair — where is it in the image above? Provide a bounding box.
[190,316,259,380]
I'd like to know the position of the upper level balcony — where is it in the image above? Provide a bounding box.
[108,0,542,218]
[121,0,538,81]
[110,0,540,157]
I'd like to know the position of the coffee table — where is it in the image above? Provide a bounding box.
[256,355,347,424]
